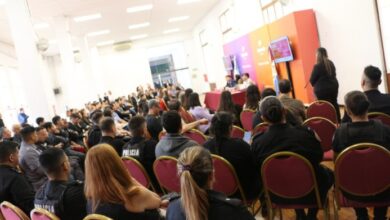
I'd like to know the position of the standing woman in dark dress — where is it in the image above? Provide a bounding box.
[310,47,340,121]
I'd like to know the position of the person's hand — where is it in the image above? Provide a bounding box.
[54,143,64,149]
[198,118,209,125]
[160,200,169,209]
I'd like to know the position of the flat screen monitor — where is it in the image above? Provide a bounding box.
[269,36,294,63]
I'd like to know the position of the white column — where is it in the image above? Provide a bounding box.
[53,17,80,109]
[78,37,98,102]
[5,0,57,121]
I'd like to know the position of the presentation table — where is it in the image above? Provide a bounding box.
[204,90,246,111]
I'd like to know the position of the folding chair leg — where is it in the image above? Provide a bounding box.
[278,209,283,220]
[333,197,339,220]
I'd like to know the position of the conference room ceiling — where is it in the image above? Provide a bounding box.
[0,0,220,54]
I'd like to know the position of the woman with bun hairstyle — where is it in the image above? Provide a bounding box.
[251,97,333,220]
[166,146,254,220]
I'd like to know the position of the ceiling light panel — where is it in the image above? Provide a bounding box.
[163,28,180,34]
[87,30,110,37]
[168,16,190,22]
[97,40,114,47]
[126,4,153,13]
[128,22,150,30]
[177,0,201,4]
[130,34,148,40]
[34,23,49,29]
[74,13,102,22]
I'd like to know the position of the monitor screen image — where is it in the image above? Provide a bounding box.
[269,36,294,63]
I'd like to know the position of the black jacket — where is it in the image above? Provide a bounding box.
[166,190,254,220]
[0,165,35,215]
[204,137,261,201]
[310,61,339,99]
[99,136,126,156]
[86,125,102,148]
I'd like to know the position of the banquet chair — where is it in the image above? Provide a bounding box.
[183,129,208,145]
[307,100,338,124]
[122,157,156,191]
[231,125,245,139]
[240,109,256,132]
[261,152,330,220]
[153,156,180,194]
[333,143,390,220]
[303,117,337,161]
[0,201,29,220]
[30,208,59,220]
[179,108,196,124]
[83,214,112,220]
[251,123,269,144]
[368,112,390,127]
[211,154,259,215]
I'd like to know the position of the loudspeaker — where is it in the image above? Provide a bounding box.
[53,87,61,95]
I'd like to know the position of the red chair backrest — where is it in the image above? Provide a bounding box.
[307,100,337,124]
[240,110,255,131]
[153,156,180,193]
[0,202,29,220]
[303,117,336,152]
[252,123,269,137]
[231,126,245,139]
[335,143,390,196]
[262,152,317,199]
[180,108,196,124]
[30,208,59,220]
[211,155,242,199]
[122,157,151,189]
[368,112,390,127]
[183,129,207,145]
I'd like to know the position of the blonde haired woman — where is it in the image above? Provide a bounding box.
[166,146,254,220]
[85,144,163,220]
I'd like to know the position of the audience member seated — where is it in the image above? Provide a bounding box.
[333,91,389,220]
[36,117,45,127]
[252,88,277,129]
[204,112,261,201]
[86,111,103,148]
[342,65,390,122]
[155,111,198,158]
[166,147,255,220]
[251,97,333,220]
[278,79,306,125]
[19,126,47,191]
[181,88,193,110]
[0,127,13,141]
[225,75,237,88]
[188,93,213,133]
[146,99,163,141]
[34,148,86,220]
[243,84,261,111]
[239,73,255,90]
[99,117,126,156]
[167,100,209,133]
[35,126,51,151]
[85,144,162,219]
[0,112,4,128]
[0,141,35,215]
[217,91,242,127]
[123,116,159,190]
[68,113,85,146]
[12,124,22,144]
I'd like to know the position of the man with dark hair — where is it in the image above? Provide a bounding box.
[19,126,47,190]
[225,75,236,88]
[252,88,276,129]
[34,148,86,220]
[0,141,35,215]
[68,113,84,145]
[146,99,163,141]
[36,117,45,126]
[86,111,103,147]
[155,111,197,158]
[333,91,390,219]
[241,73,254,89]
[99,117,125,156]
[35,126,51,151]
[278,79,306,125]
[342,65,390,122]
[123,116,159,190]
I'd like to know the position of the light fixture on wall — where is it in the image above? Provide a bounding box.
[74,13,102,22]
[128,22,150,30]
[127,4,153,13]
[168,16,190,22]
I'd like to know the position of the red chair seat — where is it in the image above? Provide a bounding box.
[183,129,207,145]
[231,126,245,139]
[240,110,255,132]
